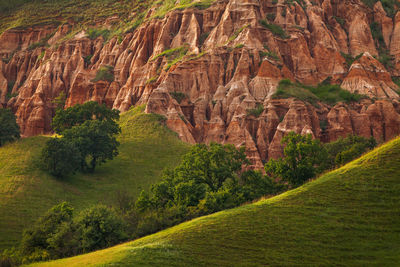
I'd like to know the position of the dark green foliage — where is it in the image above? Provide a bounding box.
[333,16,345,27]
[370,22,384,45]
[130,143,278,237]
[91,65,114,83]
[370,21,394,69]
[273,79,363,106]
[40,138,81,178]
[246,104,264,117]
[0,109,20,147]
[266,13,276,22]
[341,52,363,67]
[199,32,210,46]
[51,91,66,110]
[43,101,121,176]
[52,101,120,134]
[393,77,400,92]
[83,54,93,66]
[265,132,328,187]
[259,20,290,39]
[6,81,16,100]
[361,0,399,17]
[73,205,127,253]
[63,120,121,172]
[324,134,377,168]
[20,202,74,262]
[17,202,127,264]
[169,91,186,104]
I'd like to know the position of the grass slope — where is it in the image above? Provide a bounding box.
[0,106,188,250]
[30,136,400,266]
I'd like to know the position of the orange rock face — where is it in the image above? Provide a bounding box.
[1,0,400,167]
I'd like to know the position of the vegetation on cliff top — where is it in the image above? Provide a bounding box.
[25,136,400,266]
[0,0,215,35]
[273,79,365,106]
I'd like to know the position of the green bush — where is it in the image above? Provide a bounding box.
[0,108,20,147]
[16,202,127,263]
[74,205,127,253]
[246,104,264,117]
[169,91,186,104]
[324,135,376,168]
[259,20,290,39]
[92,65,114,83]
[273,79,364,106]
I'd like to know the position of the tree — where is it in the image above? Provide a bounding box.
[20,202,74,258]
[324,134,376,168]
[73,205,127,253]
[52,101,119,134]
[40,138,81,178]
[265,132,327,187]
[63,120,121,172]
[42,101,121,176]
[0,108,20,146]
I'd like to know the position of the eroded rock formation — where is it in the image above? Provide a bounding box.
[1,0,400,167]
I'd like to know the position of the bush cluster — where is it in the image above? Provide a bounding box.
[2,203,127,265]
[273,79,364,106]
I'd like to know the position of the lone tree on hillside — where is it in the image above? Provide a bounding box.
[0,108,20,146]
[41,102,121,177]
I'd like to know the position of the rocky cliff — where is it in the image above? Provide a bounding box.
[1,0,400,167]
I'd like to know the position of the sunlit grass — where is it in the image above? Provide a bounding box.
[29,137,400,266]
[0,105,189,249]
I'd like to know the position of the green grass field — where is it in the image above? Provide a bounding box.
[0,105,188,250]
[28,136,400,266]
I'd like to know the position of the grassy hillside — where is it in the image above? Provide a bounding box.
[0,0,214,35]
[29,136,400,266]
[0,105,189,250]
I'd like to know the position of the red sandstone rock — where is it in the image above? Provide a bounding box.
[0,0,400,166]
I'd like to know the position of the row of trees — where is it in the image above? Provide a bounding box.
[40,101,121,177]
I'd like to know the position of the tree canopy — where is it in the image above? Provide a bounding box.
[41,101,121,177]
[51,101,119,134]
[0,108,20,146]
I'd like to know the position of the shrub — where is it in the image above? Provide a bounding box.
[17,202,127,263]
[324,135,376,168]
[169,91,186,104]
[246,104,264,117]
[259,20,290,39]
[92,65,114,83]
[74,205,127,253]
[0,108,20,147]
[20,202,74,258]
